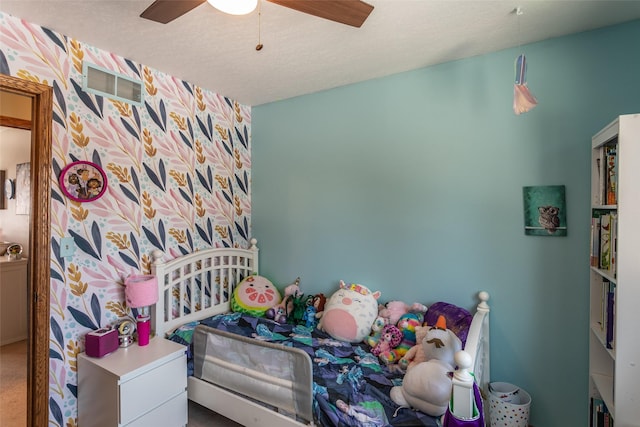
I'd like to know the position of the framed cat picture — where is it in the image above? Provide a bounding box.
[59,161,108,202]
[523,185,567,236]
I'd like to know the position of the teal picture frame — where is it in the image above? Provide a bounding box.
[523,185,567,236]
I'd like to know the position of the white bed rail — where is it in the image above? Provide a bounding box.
[151,238,259,337]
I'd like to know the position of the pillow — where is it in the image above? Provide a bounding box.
[231,275,281,317]
[424,301,473,346]
[318,280,381,342]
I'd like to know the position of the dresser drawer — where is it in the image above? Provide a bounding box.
[119,354,187,424]
[126,390,187,427]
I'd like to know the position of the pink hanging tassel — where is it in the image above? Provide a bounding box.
[513,54,537,115]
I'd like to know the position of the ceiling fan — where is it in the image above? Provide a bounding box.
[140,0,374,28]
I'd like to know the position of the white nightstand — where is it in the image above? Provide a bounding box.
[0,257,28,345]
[78,337,188,427]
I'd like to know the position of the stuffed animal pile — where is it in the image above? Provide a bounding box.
[232,275,469,419]
[233,276,326,328]
[364,300,427,366]
[265,277,302,323]
[390,315,463,416]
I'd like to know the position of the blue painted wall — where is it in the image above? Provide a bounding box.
[252,20,640,426]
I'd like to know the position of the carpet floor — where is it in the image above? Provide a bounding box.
[0,340,27,427]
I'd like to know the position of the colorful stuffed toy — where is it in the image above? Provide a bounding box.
[371,324,403,357]
[390,315,463,417]
[398,325,429,371]
[378,312,421,364]
[231,275,281,317]
[365,316,389,347]
[317,280,381,343]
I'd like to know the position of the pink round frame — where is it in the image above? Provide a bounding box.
[59,160,108,202]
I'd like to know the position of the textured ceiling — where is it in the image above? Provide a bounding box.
[2,1,640,106]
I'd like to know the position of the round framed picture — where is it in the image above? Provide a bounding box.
[59,161,108,202]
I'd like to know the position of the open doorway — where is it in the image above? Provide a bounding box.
[0,96,31,426]
[0,74,52,427]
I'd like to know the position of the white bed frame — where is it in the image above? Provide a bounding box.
[151,239,491,426]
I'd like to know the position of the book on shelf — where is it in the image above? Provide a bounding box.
[605,280,616,350]
[590,397,614,427]
[605,144,618,205]
[600,213,612,271]
[590,215,601,267]
[600,279,607,332]
[610,213,617,277]
[590,210,617,272]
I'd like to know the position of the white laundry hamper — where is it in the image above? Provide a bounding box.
[488,382,531,427]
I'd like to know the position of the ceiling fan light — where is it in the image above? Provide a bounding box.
[207,0,258,15]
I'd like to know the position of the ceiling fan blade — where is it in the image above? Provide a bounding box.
[267,0,374,27]
[140,0,207,24]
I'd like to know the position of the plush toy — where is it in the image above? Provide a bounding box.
[317,280,381,343]
[302,304,318,328]
[379,301,428,326]
[379,301,410,325]
[265,277,301,323]
[390,315,463,417]
[410,302,429,317]
[371,324,403,357]
[365,316,389,347]
[283,277,302,299]
[424,302,472,346]
[398,325,429,371]
[231,275,281,317]
[267,305,288,323]
[378,312,421,364]
[311,293,327,318]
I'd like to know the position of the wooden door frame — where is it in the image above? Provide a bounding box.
[0,74,52,427]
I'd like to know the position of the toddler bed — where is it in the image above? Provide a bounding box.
[151,239,490,426]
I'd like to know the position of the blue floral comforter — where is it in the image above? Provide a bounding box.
[168,312,442,427]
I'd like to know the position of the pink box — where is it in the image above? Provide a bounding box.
[85,327,119,358]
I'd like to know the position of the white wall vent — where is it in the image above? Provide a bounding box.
[82,62,143,105]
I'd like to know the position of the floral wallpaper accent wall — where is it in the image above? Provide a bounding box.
[0,12,251,425]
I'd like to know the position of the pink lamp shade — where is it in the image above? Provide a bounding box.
[124,275,158,308]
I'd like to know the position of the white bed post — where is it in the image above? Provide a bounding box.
[248,238,259,274]
[476,291,490,396]
[451,351,475,419]
[450,291,490,420]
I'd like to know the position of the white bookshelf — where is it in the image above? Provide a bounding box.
[588,114,640,426]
